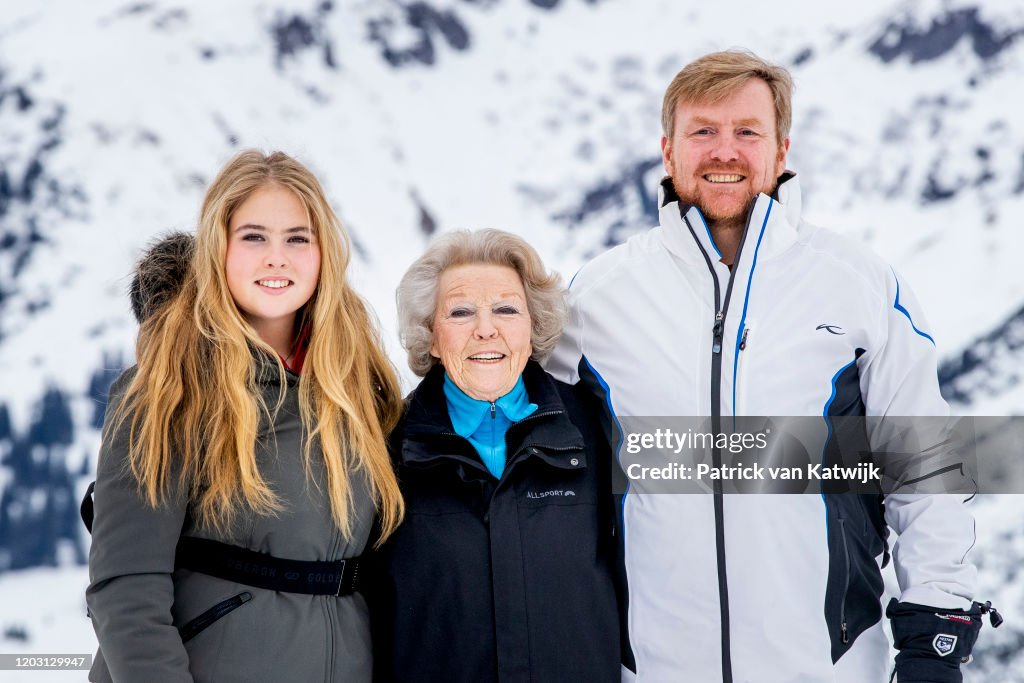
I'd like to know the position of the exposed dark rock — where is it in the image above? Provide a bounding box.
[0,72,87,340]
[791,47,813,66]
[921,167,958,203]
[919,142,1000,202]
[369,3,471,68]
[135,129,160,146]
[364,0,607,68]
[555,157,661,225]
[270,3,337,70]
[939,303,1024,406]
[274,15,317,62]
[152,8,188,31]
[974,169,994,187]
[212,113,239,148]
[118,2,154,17]
[869,8,1023,64]
[414,3,470,50]
[24,297,49,315]
[410,189,437,236]
[3,625,29,642]
[11,87,33,111]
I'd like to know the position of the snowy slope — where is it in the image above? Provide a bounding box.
[0,0,1022,679]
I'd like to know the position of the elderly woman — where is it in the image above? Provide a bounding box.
[369,229,624,682]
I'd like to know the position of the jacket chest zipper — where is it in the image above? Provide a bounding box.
[684,203,758,683]
[734,325,752,415]
[489,402,497,464]
[712,311,724,354]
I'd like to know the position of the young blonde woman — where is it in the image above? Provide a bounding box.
[86,150,403,683]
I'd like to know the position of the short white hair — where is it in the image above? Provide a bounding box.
[396,229,567,376]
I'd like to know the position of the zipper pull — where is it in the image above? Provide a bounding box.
[490,402,496,419]
[712,311,724,354]
[840,622,848,644]
[739,327,749,351]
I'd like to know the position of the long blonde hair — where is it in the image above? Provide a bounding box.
[109,150,404,543]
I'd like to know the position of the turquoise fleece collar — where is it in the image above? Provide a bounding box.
[443,374,537,433]
[443,373,538,477]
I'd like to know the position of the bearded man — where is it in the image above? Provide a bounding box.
[548,50,993,683]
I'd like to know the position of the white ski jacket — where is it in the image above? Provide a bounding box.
[547,174,977,683]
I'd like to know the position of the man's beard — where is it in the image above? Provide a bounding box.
[671,162,773,226]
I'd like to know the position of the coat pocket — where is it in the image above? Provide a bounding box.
[179,591,252,644]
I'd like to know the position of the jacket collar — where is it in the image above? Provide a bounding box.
[253,347,300,388]
[443,373,537,439]
[399,360,585,469]
[658,172,802,267]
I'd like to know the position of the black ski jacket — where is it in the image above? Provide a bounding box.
[369,360,624,682]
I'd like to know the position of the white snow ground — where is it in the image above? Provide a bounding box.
[0,566,92,683]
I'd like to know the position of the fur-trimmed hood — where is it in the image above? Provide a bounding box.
[129,231,194,323]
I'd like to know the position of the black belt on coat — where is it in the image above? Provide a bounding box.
[175,536,363,596]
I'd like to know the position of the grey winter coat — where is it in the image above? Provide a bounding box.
[86,233,376,682]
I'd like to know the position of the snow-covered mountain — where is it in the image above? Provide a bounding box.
[0,0,1021,680]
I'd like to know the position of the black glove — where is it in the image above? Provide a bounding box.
[887,598,1002,683]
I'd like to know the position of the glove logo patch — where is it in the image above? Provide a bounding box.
[932,633,957,657]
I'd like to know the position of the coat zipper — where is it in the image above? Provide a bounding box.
[511,408,562,426]
[504,409,579,470]
[325,593,336,683]
[734,325,752,415]
[683,201,758,683]
[712,311,724,354]
[178,591,252,644]
[489,401,497,470]
[838,516,851,644]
